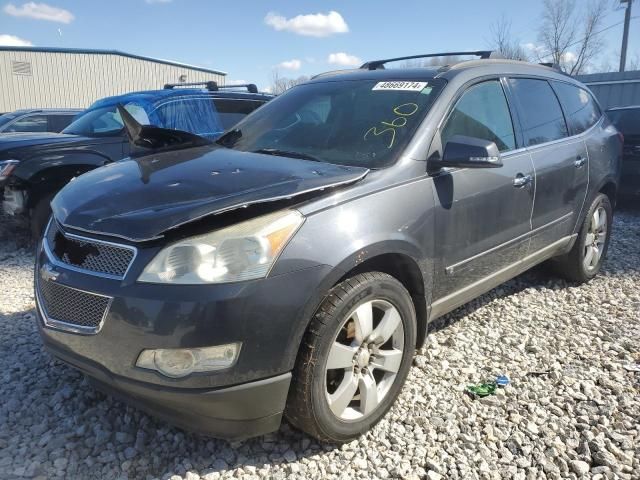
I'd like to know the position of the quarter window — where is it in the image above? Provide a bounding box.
[552,82,601,135]
[508,78,568,146]
[441,81,516,152]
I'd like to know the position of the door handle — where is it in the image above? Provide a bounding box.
[513,174,532,188]
[574,157,587,168]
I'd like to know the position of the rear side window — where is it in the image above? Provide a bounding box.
[212,99,265,130]
[552,82,601,135]
[441,80,516,152]
[508,78,568,147]
[5,114,48,133]
[48,114,76,133]
[154,97,222,138]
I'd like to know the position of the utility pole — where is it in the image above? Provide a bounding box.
[619,0,633,72]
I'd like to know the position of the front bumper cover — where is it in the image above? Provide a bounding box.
[44,338,291,439]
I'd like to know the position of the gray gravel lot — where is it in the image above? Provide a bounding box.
[0,206,638,480]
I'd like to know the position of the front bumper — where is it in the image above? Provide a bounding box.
[44,339,291,439]
[35,231,332,438]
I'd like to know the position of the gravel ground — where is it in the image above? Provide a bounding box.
[0,205,638,480]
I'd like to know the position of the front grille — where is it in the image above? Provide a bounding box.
[45,221,135,279]
[38,278,111,332]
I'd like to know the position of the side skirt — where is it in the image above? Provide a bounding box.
[429,234,577,321]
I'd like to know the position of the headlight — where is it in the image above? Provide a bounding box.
[138,209,304,284]
[0,160,19,181]
[136,343,241,378]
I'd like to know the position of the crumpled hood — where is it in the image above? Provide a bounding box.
[52,145,369,242]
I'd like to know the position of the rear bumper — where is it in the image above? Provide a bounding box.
[44,338,291,440]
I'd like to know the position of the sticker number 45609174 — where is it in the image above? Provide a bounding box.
[372,81,428,91]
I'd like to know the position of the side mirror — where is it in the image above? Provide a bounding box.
[440,135,503,169]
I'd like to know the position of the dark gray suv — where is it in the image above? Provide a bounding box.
[35,51,622,442]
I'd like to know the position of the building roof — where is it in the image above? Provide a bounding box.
[575,70,640,109]
[0,46,226,76]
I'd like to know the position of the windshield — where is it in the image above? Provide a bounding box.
[63,103,149,137]
[0,112,20,128]
[218,79,444,168]
[607,109,640,136]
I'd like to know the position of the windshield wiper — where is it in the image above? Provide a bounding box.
[215,128,242,148]
[252,148,323,163]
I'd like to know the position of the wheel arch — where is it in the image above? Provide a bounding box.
[292,241,432,362]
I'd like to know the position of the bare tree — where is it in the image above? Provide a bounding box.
[488,15,530,60]
[537,0,608,75]
[629,52,640,71]
[270,70,310,95]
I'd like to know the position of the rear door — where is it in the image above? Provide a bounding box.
[507,78,588,252]
[432,79,535,301]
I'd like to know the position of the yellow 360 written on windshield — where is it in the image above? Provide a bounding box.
[364,103,420,149]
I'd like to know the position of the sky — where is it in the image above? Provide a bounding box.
[0,0,638,90]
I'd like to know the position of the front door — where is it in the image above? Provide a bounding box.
[430,79,535,303]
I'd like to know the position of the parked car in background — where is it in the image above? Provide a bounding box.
[0,82,272,237]
[35,52,621,442]
[606,105,640,197]
[0,108,82,134]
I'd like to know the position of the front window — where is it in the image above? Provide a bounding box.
[218,79,445,168]
[441,81,516,152]
[4,114,48,133]
[63,103,149,137]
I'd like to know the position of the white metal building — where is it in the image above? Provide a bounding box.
[0,46,226,112]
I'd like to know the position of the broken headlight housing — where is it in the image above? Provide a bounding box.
[138,209,304,284]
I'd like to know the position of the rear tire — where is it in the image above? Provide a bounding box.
[551,193,612,283]
[30,193,55,240]
[285,272,416,443]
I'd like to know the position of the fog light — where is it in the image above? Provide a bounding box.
[136,343,241,378]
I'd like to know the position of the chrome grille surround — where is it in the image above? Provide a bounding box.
[44,220,137,280]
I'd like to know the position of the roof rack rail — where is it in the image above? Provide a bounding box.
[163,81,259,93]
[360,51,494,70]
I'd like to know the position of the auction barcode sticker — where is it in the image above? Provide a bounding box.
[372,81,428,91]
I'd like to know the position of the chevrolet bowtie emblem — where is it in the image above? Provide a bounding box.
[40,264,59,282]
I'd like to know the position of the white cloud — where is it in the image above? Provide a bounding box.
[327,52,361,67]
[0,33,33,46]
[277,59,302,70]
[561,51,577,64]
[4,2,74,23]
[264,10,348,37]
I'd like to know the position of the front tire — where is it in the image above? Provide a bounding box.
[552,193,612,283]
[30,193,55,240]
[285,272,416,443]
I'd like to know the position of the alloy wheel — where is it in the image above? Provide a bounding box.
[324,299,405,421]
[583,205,607,272]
